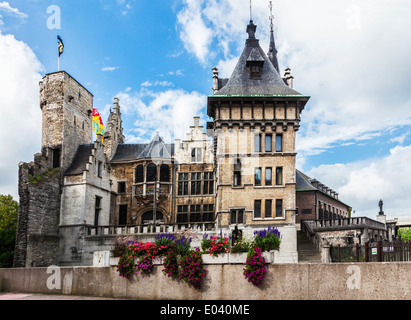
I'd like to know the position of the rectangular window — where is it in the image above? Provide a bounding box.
[254,134,261,152]
[191,172,202,195]
[265,200,272,218]
[276,199,283,218]
[255,168,262,186]
[52,148,60,168]
[265,168,272,186]
[177,205,188,223]
[233,172,242,186]
[94,196,102,227]
[178,173,189,196]
[203,204,214,222]
[119,205,127,225]
[118,181,126,194]
[203,172,214,195]
[265,134,272,152]
[254,200,261,218]
[276,167,283,185]
[230,209,244,224]
[97,161,103,177]
[190,204,201,222]
[191,148,202,162]
[233,159,241,186]
[276,134,283,152]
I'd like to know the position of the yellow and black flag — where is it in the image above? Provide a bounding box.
[57,35,64,57]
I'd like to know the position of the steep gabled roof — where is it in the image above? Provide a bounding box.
[65,144,94,176]
[137,133,173,160]
[214,20,302,97]
[110,133,174,163]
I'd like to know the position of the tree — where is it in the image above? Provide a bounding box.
[398,228,411,242]
[0,194,19,268]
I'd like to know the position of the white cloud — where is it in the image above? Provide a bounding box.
[101,66,118,72]
[115,88,207,143]
[141,80,174,88]
[0,1,27,28]
[307,144,411,219]
[177,0,214,64]
[177,1,411,155]
[0,32,44,199]
[0,2,28,19]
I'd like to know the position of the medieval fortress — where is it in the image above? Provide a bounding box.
[14,18,355,268]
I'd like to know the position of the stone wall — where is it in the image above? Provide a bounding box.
[14,157,61,268]
[1,263,410,300]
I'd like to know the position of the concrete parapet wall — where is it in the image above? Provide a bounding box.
[1,263,410,300]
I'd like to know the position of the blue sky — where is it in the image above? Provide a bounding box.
[1,0,411,220]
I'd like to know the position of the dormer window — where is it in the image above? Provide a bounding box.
[246,47,264,79]
[251,65,261,78]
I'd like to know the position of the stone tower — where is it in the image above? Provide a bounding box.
[39,71,94,172]
[207,19,310,261]
[14,71,94,267]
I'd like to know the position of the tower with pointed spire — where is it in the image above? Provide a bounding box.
[268,1,280,73]
[103,97,125,160]
[207,12,310,261]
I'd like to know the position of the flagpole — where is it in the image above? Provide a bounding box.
[58,55,60,72]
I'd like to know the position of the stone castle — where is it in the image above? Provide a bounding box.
[14,17,352,268]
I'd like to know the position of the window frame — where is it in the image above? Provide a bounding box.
[254,200,262,218]
[255,168,262,186]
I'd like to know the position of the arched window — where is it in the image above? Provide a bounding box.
[146,163,157,182]
[160,164,170,182]
[135,165,144,183]
[142,211,164,224]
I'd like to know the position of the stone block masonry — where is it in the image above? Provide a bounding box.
[1,263,410,300]
[14,160,61,268]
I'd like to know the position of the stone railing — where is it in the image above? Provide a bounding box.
[86,222,216,236]
[311,217,386,231]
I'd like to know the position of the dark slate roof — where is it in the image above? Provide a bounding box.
[65,144,93,176]
[296,170,351,207]
[110,144,148,162]
[215,21,302,97]
[296,170,317,192]
[110,134,175,163]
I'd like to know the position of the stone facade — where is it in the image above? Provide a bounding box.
[14,71,94,268]
[15,18,353,267]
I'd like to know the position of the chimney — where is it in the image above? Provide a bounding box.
[284,67,294,88]
[193,116,200,127]
[212,67,219,94]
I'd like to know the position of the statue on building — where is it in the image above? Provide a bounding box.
[378,199,384,215]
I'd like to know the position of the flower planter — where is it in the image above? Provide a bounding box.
[109,256,120,266]
[201,253,229,264]
[228,252,248,264]
[261,251,274,264]
[152,257,164,265]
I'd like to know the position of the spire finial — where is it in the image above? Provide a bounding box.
[250,0,253,22]
[267,0,280,73]
[269,1,274,32]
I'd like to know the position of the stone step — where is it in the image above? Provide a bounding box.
[297,231,322,263]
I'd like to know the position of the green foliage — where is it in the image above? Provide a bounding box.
[0,195,19,268]
[398,228,411,241]
[253,226,281,252]
[230,239,252,254]
[28,168,59,184]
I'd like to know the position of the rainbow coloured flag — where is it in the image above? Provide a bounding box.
[92,108,105,141]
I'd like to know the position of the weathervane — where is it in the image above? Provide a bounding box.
[269,1,274,31]
[250,0,253,21]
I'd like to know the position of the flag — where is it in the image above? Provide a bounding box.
[92,108,105,141]
[57,35,64,57]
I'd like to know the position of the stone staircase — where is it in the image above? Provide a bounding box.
[297,231,322,263]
